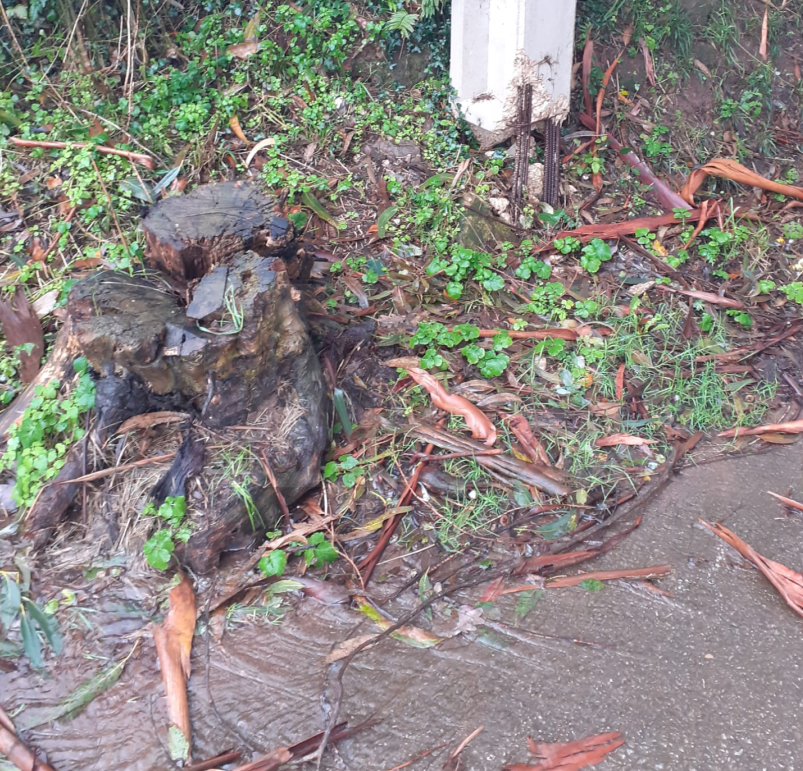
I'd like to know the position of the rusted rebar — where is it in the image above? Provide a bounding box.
[543,116,561,207]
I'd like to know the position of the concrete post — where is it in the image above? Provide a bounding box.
[450,0,578,148]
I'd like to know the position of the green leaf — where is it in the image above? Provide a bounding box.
[301,189,340,228]
[323,461,339,480]
[481,273,505,292]
[265,579,303,598]
[579,579,605,592]
[461,344,485,365]
[338,455,359,470]
[445,281,463,300]
[168,725,190,762]
[478,352,509,378]
[492,331,513,351]
[24,598,62,656]
[514,589,544,622]
[1,575,21,631]
[313,540,338,565]
[376,205,398,238]
[20,612,43,668]
[333,388,352,439]
[288,210,308,230]
[258,549,287,578]
[309,532,325,545]
[418,173,450,189]
[143,530,175,571]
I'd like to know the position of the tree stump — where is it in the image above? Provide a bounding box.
[142,181,296,285]
[26,183,329,573]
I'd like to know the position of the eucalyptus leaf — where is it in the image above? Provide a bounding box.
[514,589,543,622]
[24,598,62,655]
[20,612,42,668]
[333,388,352,438]
[18,654,129,729]
[1,574,21,631]
[301,190,340,228]
[376,205,398,238]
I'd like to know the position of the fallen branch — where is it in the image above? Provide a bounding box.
[55,452,176,483]
[185,750,242,771]
[237,720,377,771]
[9,137,156,169]
[316,569,507,770]
[359,434,436,584]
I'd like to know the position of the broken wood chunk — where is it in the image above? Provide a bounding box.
[142,181,295,285]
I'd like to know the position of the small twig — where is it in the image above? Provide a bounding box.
[380,742,449,771]
[10,137,155,169]
[410,449,503,462]
[55,452,176,484]
[257,449,290,526]
[358,438,436,584]
[315,568,509,770]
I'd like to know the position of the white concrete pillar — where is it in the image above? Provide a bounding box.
[451,0,577,147]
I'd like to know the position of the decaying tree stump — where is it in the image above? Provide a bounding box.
[142,181,296,285]
[25,183,329,573]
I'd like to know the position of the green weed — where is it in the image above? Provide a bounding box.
[0,358,95,508]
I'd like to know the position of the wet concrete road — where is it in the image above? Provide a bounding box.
[3,445,802,770]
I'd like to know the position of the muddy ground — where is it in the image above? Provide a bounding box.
[3,444,802,770]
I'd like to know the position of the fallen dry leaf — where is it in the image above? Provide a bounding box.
[386,359,496,445]
[229,115,248,143]
[718,419,803,438]
[226,40,260,59]
[325,634,379,663]
[665,287,746,309]
[759,0,769,60]
[681,158,803,206]
[767,491,803,512]
[506,414,551,465]
[0,287,45,384]
[505,732,624,771]
[701,520,803,619]
[614,364,625,401]
[154,573,196,755]
[245,137,276,169]
[595,434,656,448]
